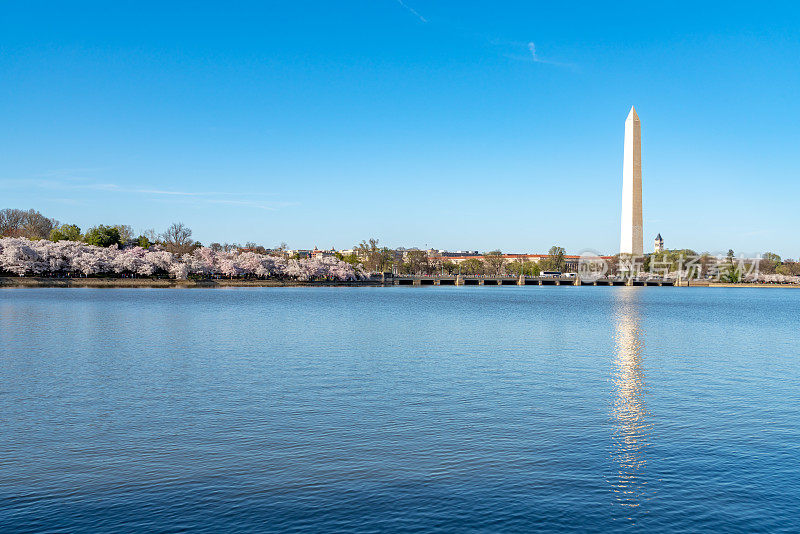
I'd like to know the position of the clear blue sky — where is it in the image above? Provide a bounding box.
[3,1,799,256]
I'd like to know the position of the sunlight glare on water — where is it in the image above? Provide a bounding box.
[609,289,651,517]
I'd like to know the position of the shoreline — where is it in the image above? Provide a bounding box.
[2,277,799,289]
[0,277,382,288]
[705,282,800,288]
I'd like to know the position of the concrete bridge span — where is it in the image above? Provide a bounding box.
[390,275,673,287]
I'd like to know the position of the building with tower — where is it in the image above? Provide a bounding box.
[654,233,663,253]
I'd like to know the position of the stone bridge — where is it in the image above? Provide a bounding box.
[389,275,673,287]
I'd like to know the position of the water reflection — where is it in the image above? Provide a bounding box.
[609,288,651,512]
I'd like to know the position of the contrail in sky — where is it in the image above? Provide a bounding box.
[395,0,427,23]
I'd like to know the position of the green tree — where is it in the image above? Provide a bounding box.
[648,248,699,275]
[506,260,522,276]
[404,250,429,274]
[383,248,396,272]
[483,250,505,275]
[526,261,541,277]
[441,260,457,275]
[357,238,392,272]
[720,263,742,283]
[776,261,800,276]
[698,252,712,277]
[427,257,442,276]
[506,259,540,277]
[49,224,82,242]
[49,228,65,242]
[135,235,151,249]
[341,253,361,266]
[541,246,566,272]
[84,225,122,247]
[760,252,781,274]
[461,258,485,275]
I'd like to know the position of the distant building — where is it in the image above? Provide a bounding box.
[654,233,664,253]
[310,247,335,259]
[287,249,313,259]
[438,250,479,257]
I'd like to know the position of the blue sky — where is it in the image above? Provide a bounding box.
[2,1,799,256]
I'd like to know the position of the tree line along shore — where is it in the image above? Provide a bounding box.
[2,207,799,284]
[0,209,365,281]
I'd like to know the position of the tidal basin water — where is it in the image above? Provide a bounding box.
[1,287,799,532]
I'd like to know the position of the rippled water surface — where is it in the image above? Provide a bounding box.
[1,287,799,532]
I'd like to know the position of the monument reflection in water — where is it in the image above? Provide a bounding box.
[609,288,652,513]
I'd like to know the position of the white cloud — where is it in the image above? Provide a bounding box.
[528,42,538,61]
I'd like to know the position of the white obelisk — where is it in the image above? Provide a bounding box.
[619,106,643,256]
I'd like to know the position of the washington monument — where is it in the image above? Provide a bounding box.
[619,106,643,256]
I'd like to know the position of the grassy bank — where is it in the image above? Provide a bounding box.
[707,282,800,288]
[0,277,381,288]
[672,281,800,288]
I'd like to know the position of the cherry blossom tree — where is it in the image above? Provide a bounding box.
[0,238,365,281]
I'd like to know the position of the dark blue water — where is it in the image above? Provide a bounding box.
[1,287,798,532]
